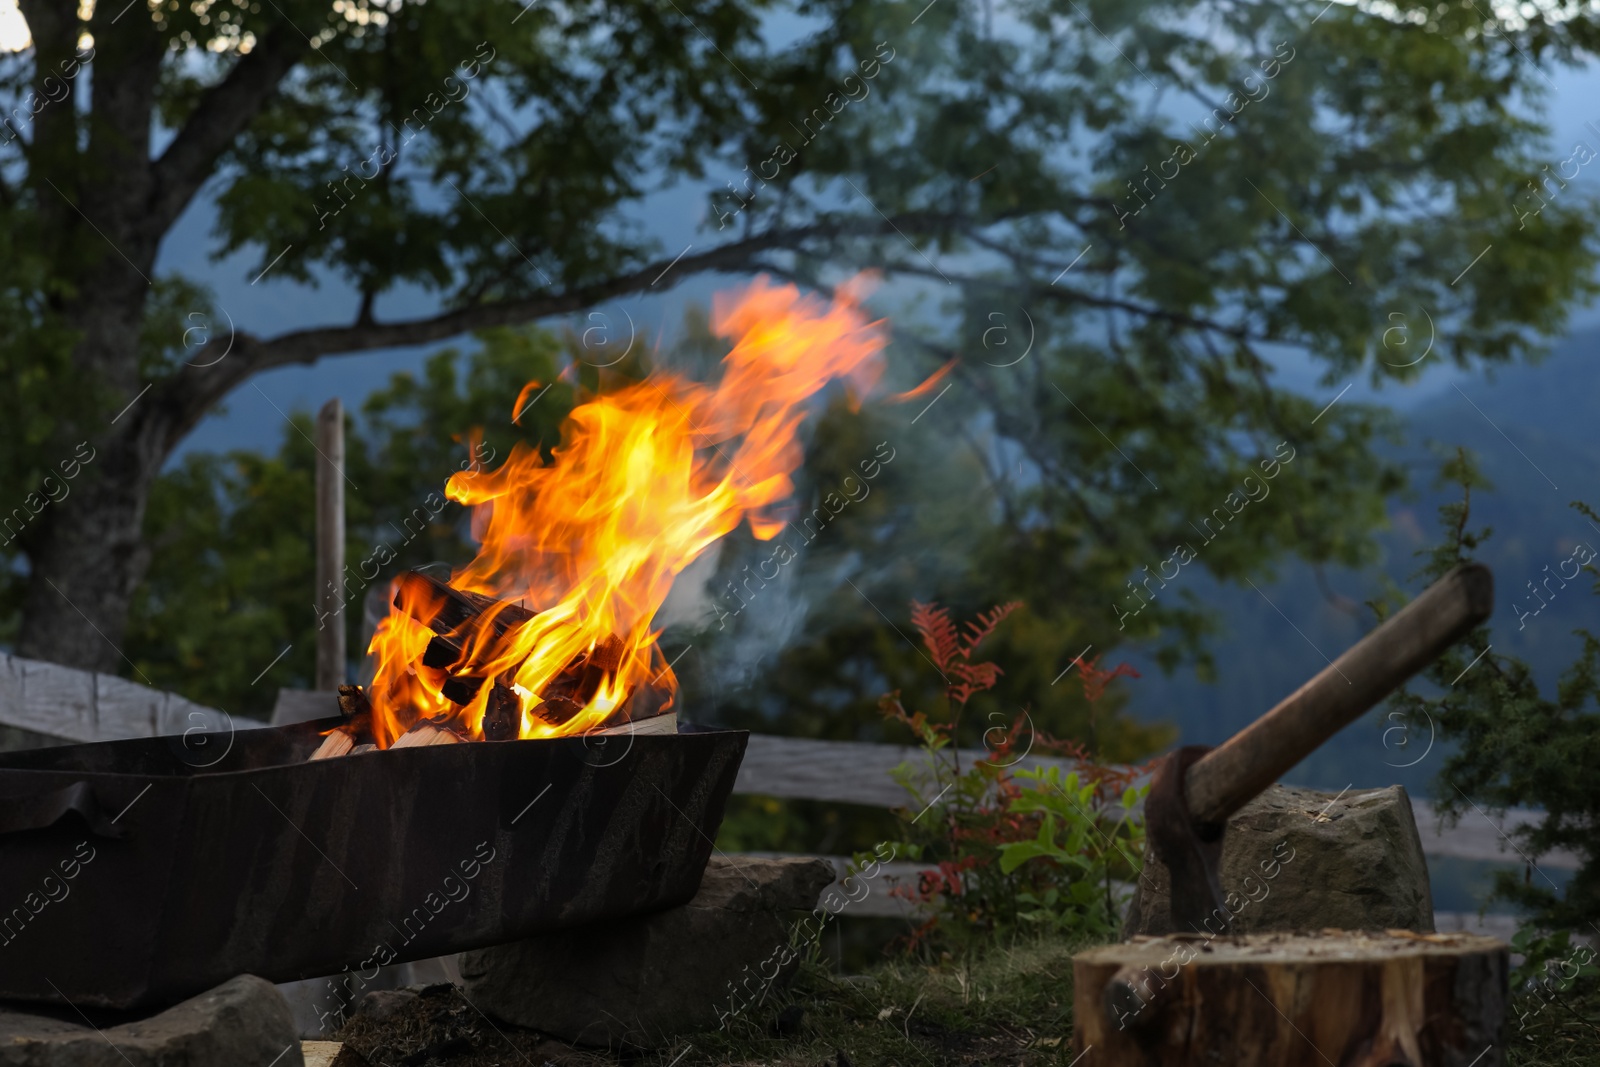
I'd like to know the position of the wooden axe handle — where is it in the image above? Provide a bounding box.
[1184,562,1493,826]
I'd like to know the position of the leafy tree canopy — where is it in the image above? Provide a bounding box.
[1384,451,1600,935]
[0,0,1596,712]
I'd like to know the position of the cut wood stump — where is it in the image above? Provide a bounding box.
[1072,930,1507,1067]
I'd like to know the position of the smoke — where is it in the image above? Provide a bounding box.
[658,536,816,696]
[705,551,815,693]
[655,542,725,630]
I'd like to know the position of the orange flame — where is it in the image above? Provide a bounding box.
[364,276,888,745]
[887,357,956,403]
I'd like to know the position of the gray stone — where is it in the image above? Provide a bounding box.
[1125,783,1434,936]
[0,974,300,1066]
[459,855,837,1047]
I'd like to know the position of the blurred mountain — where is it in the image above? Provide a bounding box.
[1127,326,1600,799]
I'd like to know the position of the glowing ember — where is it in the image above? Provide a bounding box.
[363,276,888,746]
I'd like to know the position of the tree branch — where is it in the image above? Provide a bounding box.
[147,210,972,451]
[887,259,1266,342]
[147,20,309,233]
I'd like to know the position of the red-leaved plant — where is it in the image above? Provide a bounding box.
[868,601,1148,951]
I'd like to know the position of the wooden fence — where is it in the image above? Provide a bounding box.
[0,652,1576,926]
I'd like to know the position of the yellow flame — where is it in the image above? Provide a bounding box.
[364,275,887,744]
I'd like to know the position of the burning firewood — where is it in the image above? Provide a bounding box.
[309,730,355,760]
[395,571,537,635]
[535,633,627,716]
[394,572,537,670]
[482,682,519,741]
[441,675,485,705]
[390,722,466,748]
[534,695,583,728]
[434,620,627,728]
[381,577,668,743]
[336,684,371,719]
[593,711,678,736]
[587,633,625,674]
[307,684,374,761]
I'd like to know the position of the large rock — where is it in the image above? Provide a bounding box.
[1125,783,1434,936]
[0,975,300,1066]
[459,855,836,1047]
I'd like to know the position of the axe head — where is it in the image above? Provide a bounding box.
[1144,744,1230,934]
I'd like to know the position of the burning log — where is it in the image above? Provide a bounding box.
[431,619,626,727]
[531,635,626,728]
[482,682,519,742]
[537,634,626,712]
[395,571,537,635]
[587,633,625,674]
[394,572,537,670]
[593,711,678,736]
[535,695,583,728]
[309,730,355,761]
[308,685,373,760]
[393,573,544,707]
[441,675,485,705]
[390,722,466,748]
[371,576,671,745]
[336,684,371,719]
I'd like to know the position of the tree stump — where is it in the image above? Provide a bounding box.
[1072,930,1507,1066]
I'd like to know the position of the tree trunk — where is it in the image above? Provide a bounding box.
[15,442,156,673]
[15,219,164,673]
[15,200,163,673]
[12,0,169,673]
[1072,931,1507,1067]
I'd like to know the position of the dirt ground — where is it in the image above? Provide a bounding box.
[327,935,1600,1067]
[329,937,1084,1067]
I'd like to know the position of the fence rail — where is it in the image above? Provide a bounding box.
[0,656,1577,874]
[730,735,1581,871]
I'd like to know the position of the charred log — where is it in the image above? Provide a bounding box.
[441,676,485,706]
[336,684,371,719]
[394,572,537,670]
[483,682,519,742]
[541,634,626,709]
[422,634,465,669]
[535,695,583,728]
[392,575,638,724]
[587,633,625,674]
[394,572,536,636]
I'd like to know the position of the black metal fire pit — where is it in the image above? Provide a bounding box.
[0,717,746,1011]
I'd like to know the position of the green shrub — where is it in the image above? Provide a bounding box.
[872,601,1147,951]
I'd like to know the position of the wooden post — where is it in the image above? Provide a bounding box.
[315,398,346,690]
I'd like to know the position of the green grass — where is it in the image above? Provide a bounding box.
[1507,975,1600,1066]
[333,930,1101,1066]
[678,933,1096,1067]
[333,929,1598,1066]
